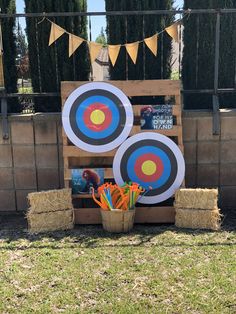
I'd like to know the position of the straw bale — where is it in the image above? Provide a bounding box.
[174,188,218,210]
[175,208,221,231]
[27,209,74,234]
[28,189,72,214]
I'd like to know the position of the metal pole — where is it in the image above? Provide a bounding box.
[142,15,146,80]
[89,16,94,81]
[1,94,8,139]
[125,16,128,81]
[212,12,221,135]
[1,9,236,18]
[0,9,8,140]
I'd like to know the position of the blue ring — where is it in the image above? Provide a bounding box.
[127,146,171,189]
[75,96,120,139]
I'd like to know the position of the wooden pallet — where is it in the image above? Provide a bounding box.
[61,80,184,224]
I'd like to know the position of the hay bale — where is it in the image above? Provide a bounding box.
[175,208,221,231]
[174,188,218,210]
[27,209,74,234]
[28,189,72,214]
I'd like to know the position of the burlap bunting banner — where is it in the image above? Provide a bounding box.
[47,17,185,66]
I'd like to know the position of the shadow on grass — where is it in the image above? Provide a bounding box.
[0,211,235,251]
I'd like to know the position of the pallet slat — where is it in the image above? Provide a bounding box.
[63,125,182,158]
[72,194,99,199]
[61,80,181,99]
[63,146,116,158]
[74,207,175,224]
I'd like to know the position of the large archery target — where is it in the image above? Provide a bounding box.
[62,82,134,153]
[113,132,185,204]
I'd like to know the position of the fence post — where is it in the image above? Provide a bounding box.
[1,92,9,139]
[213,11,221,135]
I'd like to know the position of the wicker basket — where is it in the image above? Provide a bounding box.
[100,209,135,233]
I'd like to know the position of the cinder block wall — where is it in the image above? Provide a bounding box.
[183,110,236,210]
[0,114,63,212]
[0,110,236,212]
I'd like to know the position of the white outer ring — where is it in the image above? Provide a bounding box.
[113,132,185,204]
[62,82,134,153]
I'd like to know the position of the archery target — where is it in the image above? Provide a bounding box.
[62,82,134,153]
[113,132,185,204]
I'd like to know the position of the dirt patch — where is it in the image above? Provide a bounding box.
[0,209,235,243]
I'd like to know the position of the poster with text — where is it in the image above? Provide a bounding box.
[141,104,173,130]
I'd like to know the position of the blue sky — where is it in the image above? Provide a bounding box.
[16,0,183,40]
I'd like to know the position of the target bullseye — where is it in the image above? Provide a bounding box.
[83,102,112,132]
[113,132,185,204]
[62,82,134,153]
[142,160,157,176]
[90,109,105,125]
[134,153,164,183]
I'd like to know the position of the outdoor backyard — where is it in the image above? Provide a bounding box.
[1,0,236,313]
[0,214,235,314]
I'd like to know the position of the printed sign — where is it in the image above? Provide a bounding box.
[141,105,173,130]
[71,168,104,194]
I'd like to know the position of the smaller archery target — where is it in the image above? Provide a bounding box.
[62,82,134,153]
[113,132,185,204]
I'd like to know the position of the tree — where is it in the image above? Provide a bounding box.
[17,54,30,83]
[0,0,18,112]
[182,0,236,109]
[16,22,28,61]
[25,0,90,112]
[95,27,107,46]
[16,23,29,83]
[105,0,174,81]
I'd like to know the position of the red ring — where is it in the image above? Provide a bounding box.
[134,153,164,182]
[83,103,112,132]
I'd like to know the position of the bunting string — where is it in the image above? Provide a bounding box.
[42,11,190,67]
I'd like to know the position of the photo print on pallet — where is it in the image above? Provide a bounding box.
[141,104,173,130]
[71,168,104,195]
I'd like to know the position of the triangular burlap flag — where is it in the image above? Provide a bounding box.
[88,42,103,64]
[69,34,84,57]
[49,22,65,46]
[108,44,121,67]
[165,23,179,43]
[125,41,139,64]
[144,34,158,56]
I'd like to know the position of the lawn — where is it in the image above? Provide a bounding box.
[0,215,235,314]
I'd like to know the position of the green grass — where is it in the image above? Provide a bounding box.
[171,70,180,80]
[0,219,235,314]
[18,86,33,94]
